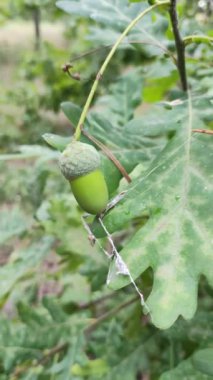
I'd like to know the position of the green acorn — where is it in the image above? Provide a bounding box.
[59,141,109,214]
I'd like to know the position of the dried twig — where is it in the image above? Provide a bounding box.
[192,129,213,135]
[12,343,67,379]
[69,40,177,67]
[85,296,138,336]
[82,129,132,183]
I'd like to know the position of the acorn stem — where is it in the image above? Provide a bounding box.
[82,130,132,183]
[74,0,170,141]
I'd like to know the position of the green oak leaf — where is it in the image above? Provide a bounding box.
[0,237,54,298]
[192,348,213,376]
[42,133,71,151]
[0,207,32,245]
[56,0,168,56]
[94,100,213,329]
[160,356,213,380]
[56,0,144,31]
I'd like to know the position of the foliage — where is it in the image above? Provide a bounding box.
[0,0,212,379]
[93,94,213,329]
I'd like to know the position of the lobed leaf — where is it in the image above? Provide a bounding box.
[160,357,213,380]
[56,0,168,57]
[0,207,32,245]
[0,237,54,298]
[192,348,213,376]
[94,97,213,329]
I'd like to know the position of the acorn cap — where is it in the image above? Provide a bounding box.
[59,141,101,180]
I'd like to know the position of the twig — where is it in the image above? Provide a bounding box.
[78,293,116,310]
[169,0,188,91]
[192,129,213,135]
[13,343,67,379]
[82,129,132,183]
[69,40,177,67]
[85,296,138,336]
[33,7,41,51]
[39,344,67,365]
[12,297,138,377]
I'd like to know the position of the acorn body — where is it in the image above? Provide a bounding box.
[70,169,108,215]
[59,141,109,214]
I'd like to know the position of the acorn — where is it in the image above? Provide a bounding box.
[59,141,109,214]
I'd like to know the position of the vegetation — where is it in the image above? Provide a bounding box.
[0,0,212,379]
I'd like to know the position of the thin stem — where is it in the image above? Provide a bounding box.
[69,40,177,67]
[74,0,170,141]
[169,0,188,91]
[13,343,67,379]
[183,35,213,46]
[85,296,138,336]
[82,129,132,183]
[78,293,116,310]
[169,337,175,369]
[33,7,41,51]
[207,0,212,16]
[192,129,213,135]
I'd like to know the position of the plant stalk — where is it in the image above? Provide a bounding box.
[69,40,177,66]
[74,0,170,141]
[85,296,138,336]
[169,0,188,91]
[33,7,41,51]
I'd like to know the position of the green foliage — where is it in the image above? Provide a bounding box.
[2,0,59,20]
[56,0,169,56]
[192,348,213,376]
[0,299,86,376]
[0,237,54,299]
[160,357,213,380]
[92,95,213,329]
[0,207,31,245]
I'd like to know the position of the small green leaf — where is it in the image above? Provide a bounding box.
[94,69,143,127]
[192,348,213,376]
[42,133,71,151]
[17,302,50,327]
[0,207,31,245]
[0,237,54,298]
[71,359,109,377]
[61,101,82,127]
[43,296,67,323]
[160,357,212,379]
